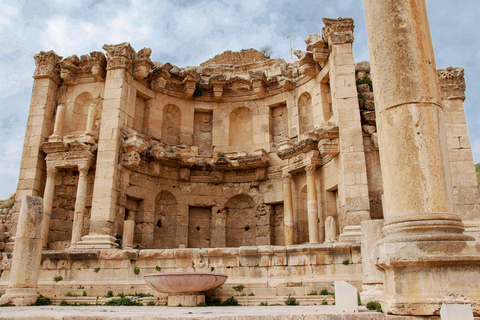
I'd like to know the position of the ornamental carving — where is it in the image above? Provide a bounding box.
[59,54,95,85]
[276,138,318,160]
[90,51,107,81]
[133,47,155,80]
[438,66,466,101]
[282,172,293,183]
[33,50,62,84]
[102,42,137,72]
[322,17,354,47]
[305,164,317,175]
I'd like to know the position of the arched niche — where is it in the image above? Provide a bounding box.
[229,107,253,146]
[298,92,313,135]
[69,92,93,134]
[153,191,177,249]
[224,194,256,247]
[162,104,181,146]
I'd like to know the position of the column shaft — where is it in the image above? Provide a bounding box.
[306,165,319,243]
[282,173,294,245]
[123,220,135,249]
[71,166,89,246]
[85,103,96,133]
[364,0,470,243]
[42,167,56,248]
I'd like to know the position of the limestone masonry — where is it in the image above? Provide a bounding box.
[1,2,480,317]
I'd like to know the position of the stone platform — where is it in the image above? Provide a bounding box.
[0,305,383,320]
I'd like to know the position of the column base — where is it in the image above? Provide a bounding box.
[339,225,362,243]
[0,288,39,306]
[377,240,480,316]
[167,294,205,307]
[74,235,117,249]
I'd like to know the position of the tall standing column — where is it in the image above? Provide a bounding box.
[282,172,294,245]
[305,165,319,243]
[42,166,57,248]
[48,104,66,142]
[364,0,480,315]
[70,164,89,247]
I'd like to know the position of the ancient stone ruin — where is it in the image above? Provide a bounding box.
[0,1,480,317]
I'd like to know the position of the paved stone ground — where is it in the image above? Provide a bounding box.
[0,305,385,319]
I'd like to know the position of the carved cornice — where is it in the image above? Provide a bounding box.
[59,54,97,85]
[33,50,62,84]
[282,172,293,183]
[322,17,354,48]
[276,138,318,160]
[90,51,107,81]
[438,66,466,101]
[102,42,137,73]
[305,34,329,62]
[315,125,340,161]
[133,47,155,80]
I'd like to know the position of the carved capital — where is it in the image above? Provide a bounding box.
[78,164,90,176]
[282,172,293,183]
[102,42,136,73]
[305,164,317,175]
[46,166,58,179]
[322,17,354,48]
[33,50,62,84]
[438,66,466,101]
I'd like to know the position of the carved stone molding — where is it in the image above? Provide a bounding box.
[305,34,329,62]
[33,50,62,84]
[102,42,136,73]
[438,66,466,101]
[305,164,317,175]
[276,138,318,160]
[209,74,227,101]
[60,54,97,85]
[46,166,58,179]
[90,51,107,81]
[78,164,90,176]
[133,47,155,80]
[322,17,355,48]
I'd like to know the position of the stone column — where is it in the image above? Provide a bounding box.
[0,196,43,306]
[322,18,371,239]
[364,0,480,315]
[122,220,135,249]
[438,67,480,238]
[16,51,61,201]
[305,164,319,243]
[42,166,57,248]
[80,101,97,144]
[48,104,66,142]
[282,172,294,245]
[70,164,89,247]
[359,220,384,304]
[77,43,136,248]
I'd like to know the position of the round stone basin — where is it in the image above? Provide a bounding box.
[144,272,228,295]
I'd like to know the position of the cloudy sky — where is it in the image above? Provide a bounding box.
[0,0,478,199]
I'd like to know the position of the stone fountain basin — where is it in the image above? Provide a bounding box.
[144,273,228,295]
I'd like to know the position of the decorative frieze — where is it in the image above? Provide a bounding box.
[322,17,354,48]
[276,138,318,160]
[33,50,62,84]
[438,66,466,101]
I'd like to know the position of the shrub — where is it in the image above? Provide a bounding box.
[321,300,328,305]
[105,296,142,306]
[342,259,350,265]
[53,276,63,283]
[284,294,299,306]
[155,266,161,272]
[222,296,240,306]
[82,291,87,297]
[197,302,207,307]
[356,76,373,90]
[133,267,140,275]
[31,295,51,306]
[307,290,318,296]
[366,301,383,313]
[248,293,255,296]
[106,291,114,298]
[320,289,329,295]
[94,267,100,273]
[358,93,366,101]
[259,302,268,306]
[60,300,69,306]
[147,301,155,306]
[232,284,244,292]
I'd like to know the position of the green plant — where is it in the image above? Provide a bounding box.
[232,284,244,292]
[65,292,73,297]
[177,303,183,307]
[191,261,195,271]
[222,296,240,306]
[248,293,255,296]
[193,85,204,97]
[197,302,207,307]
[169,148,174,153]
[320,289,329,295]
[358,293,362,306]
[82,291,87,297]
[259,301,268,306]
[205,296,222,306]
[134,292,153,297]
[177,145,185,149]
[322,300,328,305]
[114,234,122,248]
[106,291,114,298]
[218,153,225,158]
[155,266,161,271]
[307,290,318,296]
[133,267,140,275]
[356,76,373,90]
[147,301,155,306]
[31,295,51,306]
[53,275,63,283]
[342,259,350,265]
[60,300,69,306]
[77,285,84,289]
[94,267,100,273]
[366,301,383,312]
[284,294,299,306]
[210,267,215,272]
[105,295,142,306]
[358,93,366,101]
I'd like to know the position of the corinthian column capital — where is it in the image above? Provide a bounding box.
[438,66,466,101]
[322,17,354,48]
